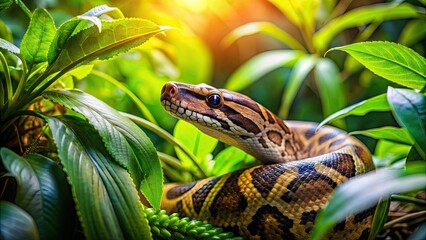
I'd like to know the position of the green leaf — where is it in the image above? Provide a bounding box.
[387,87,426,159]
[368,198,391,240]
[269,0,319,31]
[0,38,20,54]
[328,42,426,90]
[318,93,390,129]
[278,55,318,118]
[0,0,13,11]
[310,163,426,240]
[399,19,426,47]
[350,126,414,145]
[211,146,256,176]
[48,18,165,74]
[174,120,217,174]
[48,4,124,64]
[222,22,305,51]
[43,89,163,209]
[46,115,152,240]
[374,140,411,166]
[314,3,418,52]
[20,8,56,69]
[0,201,39,240]
[225,50,301,91]
[314,58,345,118]
[0,148,74,239]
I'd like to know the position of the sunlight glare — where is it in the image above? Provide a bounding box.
[176,0,208,12]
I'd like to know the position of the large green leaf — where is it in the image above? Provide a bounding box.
[47,18,165,74]
[46,115,152,240]
[0,201,39,240]
[174,119,217,175]
[328,42,426,90]
[43,89,163,209]
[314,3,418,52]
[310,162,426,240]
[0,148,74,240]
[314,58,345,118]
[225,50,301,91]
[278,55,318,118]
[387,87,426,159]
[48,4,123,65]
[20,8,56,69]
[222,22,305,51]
[317,93,390,129]
[350,126,414,145]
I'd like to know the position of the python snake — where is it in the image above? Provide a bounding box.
[160,82,375,239]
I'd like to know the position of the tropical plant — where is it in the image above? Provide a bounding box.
[308,41,426,239]
[223,0,422,122]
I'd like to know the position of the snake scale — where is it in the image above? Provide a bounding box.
[160,82,376,239]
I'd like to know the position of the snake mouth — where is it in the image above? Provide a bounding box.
[161,99,222,128]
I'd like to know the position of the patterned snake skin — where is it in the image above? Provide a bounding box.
[160,82,375,239]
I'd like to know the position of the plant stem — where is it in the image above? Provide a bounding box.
[383,210,426,229]
[90,70,158,125]
[0,52,12,111]
[15,0,32,19]
[11,55,28,106]
[121,112,207,178]
[391,194,426,206]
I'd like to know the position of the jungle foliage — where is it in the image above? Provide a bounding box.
[0,0,425,240]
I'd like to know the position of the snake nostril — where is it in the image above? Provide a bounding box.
[161,83,178,99]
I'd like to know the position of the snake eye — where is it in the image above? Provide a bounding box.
[206,93,222,108]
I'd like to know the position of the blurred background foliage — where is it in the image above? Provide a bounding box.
[2,0,425,178]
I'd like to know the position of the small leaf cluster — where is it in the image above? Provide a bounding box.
[146,209,243,240]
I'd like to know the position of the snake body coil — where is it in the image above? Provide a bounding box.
[160,82,375,239]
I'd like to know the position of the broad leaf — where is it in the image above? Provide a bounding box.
[0,38,20,54]
[46,116,152,240]
[0,149,74,240]
[48,18,165,74]
[43,89,163,209]
[314,58,345,117]
[387,87,426,159]
[48,4,124,64]
[225,50,301,91]
[174,120,217,174]
[318,93,389,129]
[20,8,56,69]
[374,140,411,167]
[328,42,426,90]
[223,22,305,51]
[311,163,426,240]
[314,3,418,52]
[350,126,414,145]
[278,55,317,118]
[0,201,39,240]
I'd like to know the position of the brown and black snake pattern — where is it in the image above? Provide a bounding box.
[160,82,376,239]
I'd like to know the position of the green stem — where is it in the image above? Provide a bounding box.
[0,52,12,110]
[11,55,28,105]
[90,70,158,125]
[391,194,426,206]
[121,112,207,178]
[157,152,199,179]
[15,0,32,19]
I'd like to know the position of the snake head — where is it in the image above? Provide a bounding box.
[161,82,301,163]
